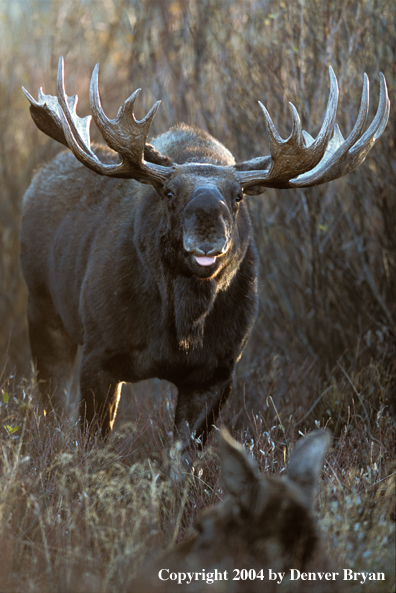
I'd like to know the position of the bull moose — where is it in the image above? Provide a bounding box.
[21,58,389,455]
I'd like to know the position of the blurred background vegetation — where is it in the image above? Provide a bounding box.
[0,0,395,427]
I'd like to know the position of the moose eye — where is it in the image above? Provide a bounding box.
[235,192,243,203]
[165,190,174,200]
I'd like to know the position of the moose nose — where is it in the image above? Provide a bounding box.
[195,243,226,257]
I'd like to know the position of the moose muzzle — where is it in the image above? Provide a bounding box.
[182,187,232,267]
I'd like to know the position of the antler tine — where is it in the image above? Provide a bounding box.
[350,72,388,153]
[89,63,162,166]
[21,84,70,148]
[345,73,370,143]
[309,66,339,152]
[373,74,391,138]
[258,101,284,149]
[89,63,122,154]
[289,102,304,146]
[56,57,96,158]
[258,99,304,153]
[289,72,389,187]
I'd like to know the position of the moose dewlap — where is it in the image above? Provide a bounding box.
[21,57,389,452]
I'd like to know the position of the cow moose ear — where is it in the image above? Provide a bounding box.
[219,429,262,511]
[287,429,332,508]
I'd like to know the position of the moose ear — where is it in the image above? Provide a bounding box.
[234,156,271,196]
[219,429,262,511]
[287,429,332,508]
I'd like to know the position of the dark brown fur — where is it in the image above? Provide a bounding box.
[20,124,258,453]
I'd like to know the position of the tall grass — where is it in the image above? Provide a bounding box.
[0,373,394,592]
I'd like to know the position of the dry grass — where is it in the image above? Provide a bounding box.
[0,0,395,591]
[0,372,394,592]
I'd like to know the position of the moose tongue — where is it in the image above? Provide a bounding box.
[195,256,216,267]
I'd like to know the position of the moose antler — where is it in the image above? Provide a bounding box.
[235,67,390,192]
[23,59,389,193]
[22,57,173,187]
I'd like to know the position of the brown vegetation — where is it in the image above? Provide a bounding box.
[136,429,336,593]
[0,0,395,591]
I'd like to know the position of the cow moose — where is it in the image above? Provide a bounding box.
[134,429,339,592]
[21,58,389,456]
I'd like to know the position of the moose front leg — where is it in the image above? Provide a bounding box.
[78,349,122,438]
[27,294,78,413]
[174,379,233,459]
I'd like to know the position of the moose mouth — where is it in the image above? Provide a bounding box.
[194,255,216,267]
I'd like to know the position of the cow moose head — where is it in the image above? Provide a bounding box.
[135,429,338,592]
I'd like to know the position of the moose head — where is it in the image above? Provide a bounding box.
[136,429,338,592]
